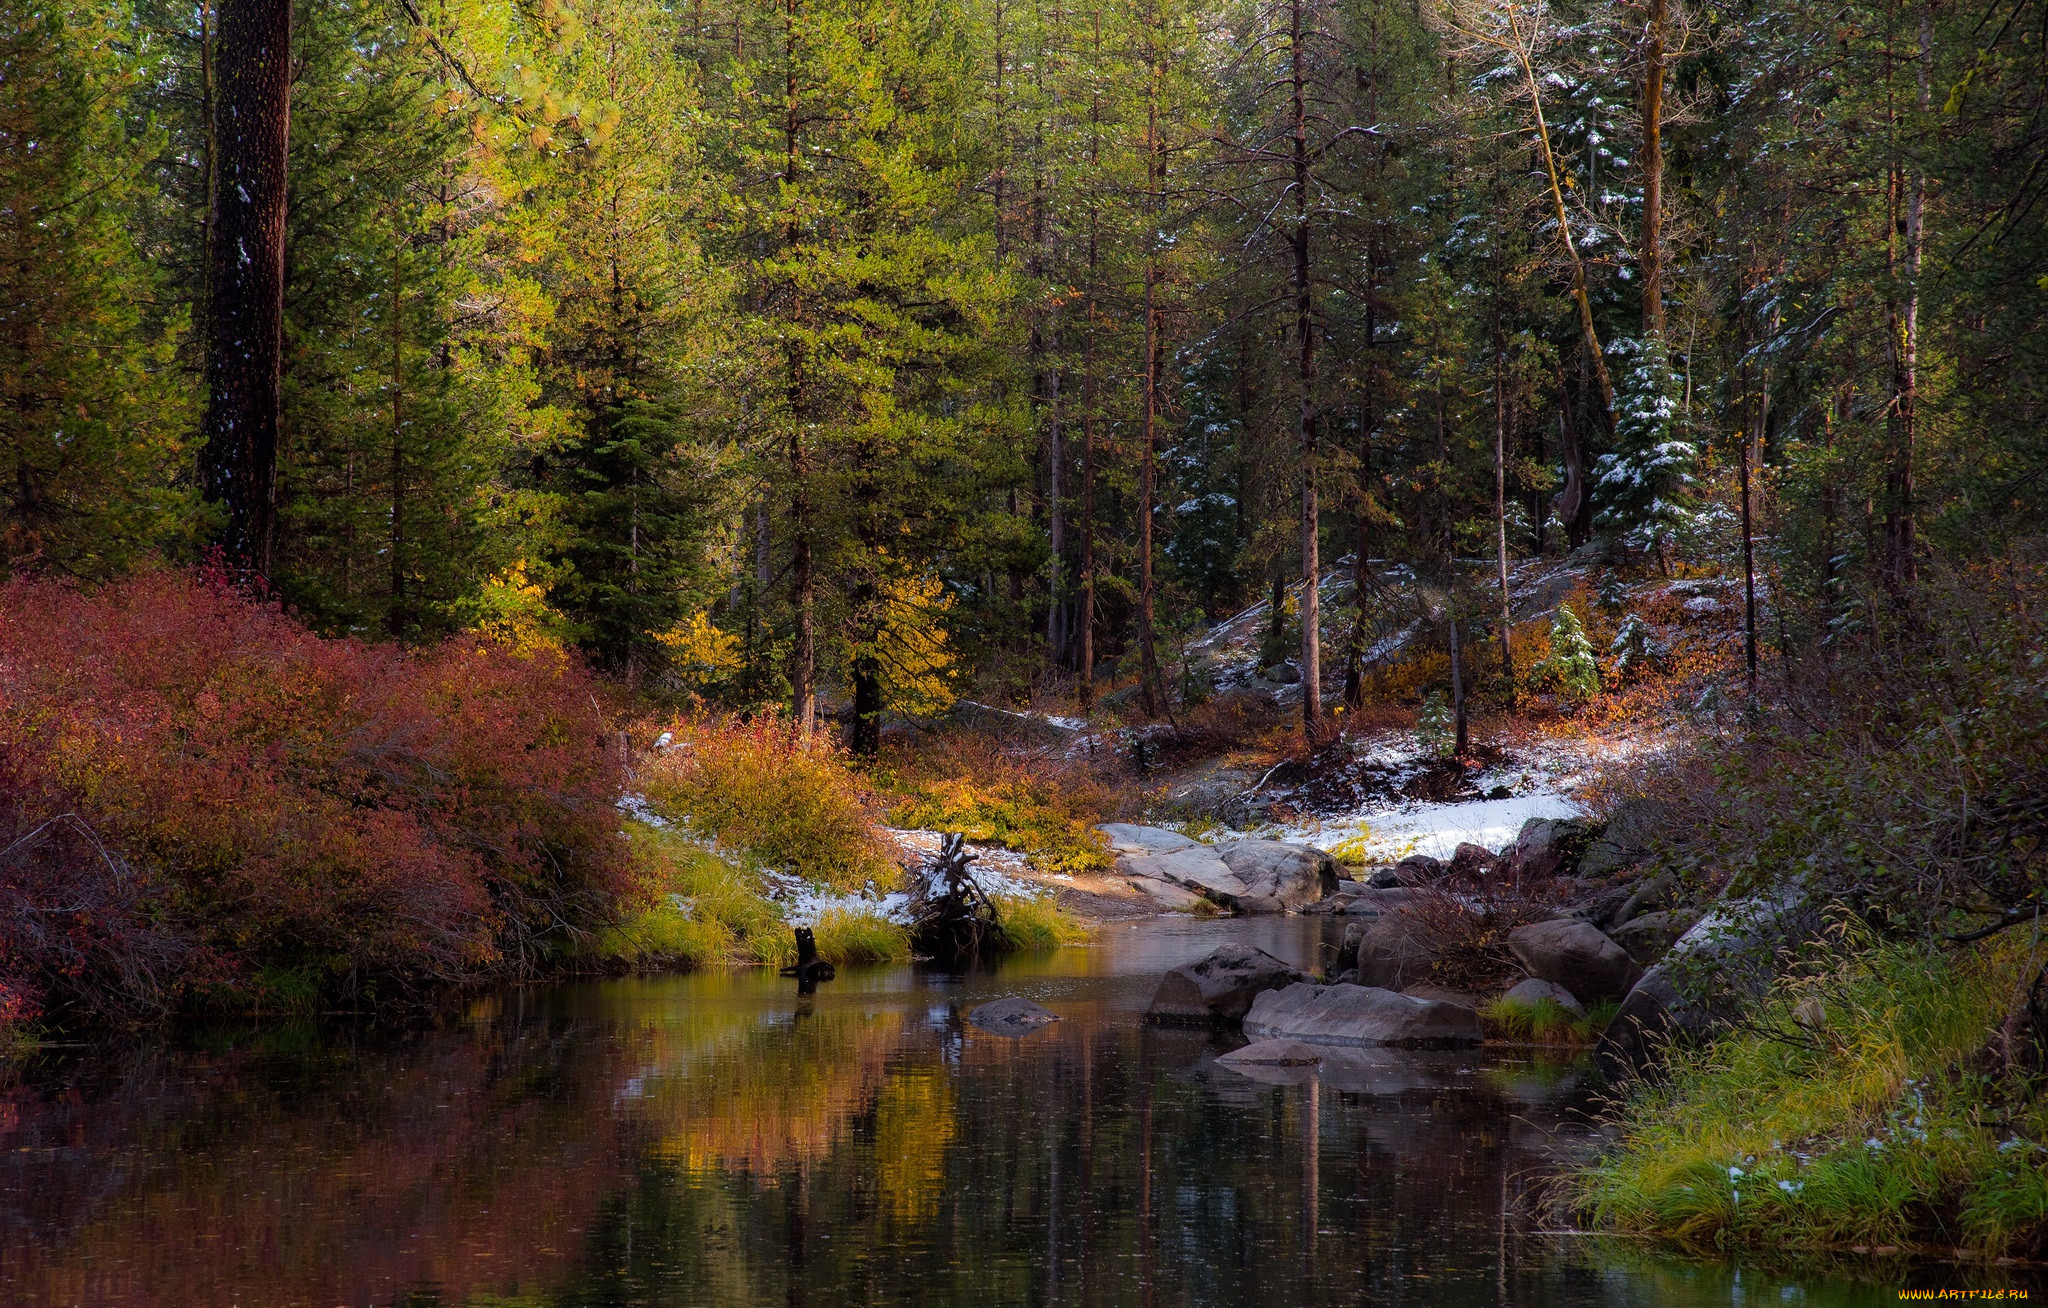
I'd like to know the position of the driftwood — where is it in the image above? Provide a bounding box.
[778,925,837,993]
[910,833,1014,966]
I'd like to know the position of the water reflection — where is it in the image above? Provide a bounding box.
[0,920,2006,1307]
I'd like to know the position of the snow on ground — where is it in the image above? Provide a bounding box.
[1281,793,1587,862]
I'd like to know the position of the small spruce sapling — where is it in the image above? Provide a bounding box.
[1610,612,1664,684]
[1416,690,1456,759]
[1533,604,1601,701]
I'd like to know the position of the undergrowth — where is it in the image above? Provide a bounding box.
[1577,933,2048,1258]
[879,732,1113,874]
[638,715,898,892]
[995,894,1094,949]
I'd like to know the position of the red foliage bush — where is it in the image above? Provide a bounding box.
[0,568,628,1022]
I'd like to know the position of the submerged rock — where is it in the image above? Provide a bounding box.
[1243,982,1482,1048]
[968,997,1061,1036]
[1146,944,1311,1026]
[1217,1038,1323,1067]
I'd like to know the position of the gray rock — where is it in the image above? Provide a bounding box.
[1217,1038,1323,1067]
[1353,910,1439,990]
[1609,909,1700,964]
[1572,884,1635,929]
[1507,919,1642,1003]
[1244,982,1483,1048]
[1578,798,1675,878]
[1501,977,1586,1018]
[1612,872,1676,928]
[969,998,1060,1036]
[1098,823,1199,857]
[1147,944,1312,1027]
[1216,840,1340,911]
[1126,875,1208,912]
[1501,817,1595,881]
[1595,886,1814,1080]
[1118,845,1255,909]
[1365,867,1406,889]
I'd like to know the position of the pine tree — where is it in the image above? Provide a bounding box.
[0,0,191,576]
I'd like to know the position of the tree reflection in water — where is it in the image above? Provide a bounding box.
[0,927,1933,1307]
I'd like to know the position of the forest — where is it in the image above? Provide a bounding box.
[3,0,2048,1274]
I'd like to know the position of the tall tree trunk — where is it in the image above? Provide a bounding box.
[1136,63,1166,720]
[783,0,816,736]
[1640,0,1666,341]
[1289,0,1322,740]
[387,218,406,636]
[1493,296,1514,708]
[201,0,292,576]
[1884,7,1929,591]
[1448,607,1468,754]
[1080,314,1097,709]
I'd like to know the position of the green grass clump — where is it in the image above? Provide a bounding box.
[1576,935,2048,1257]
[805,906,912,966]
[1480,996,1617,1045]
[594,825,787,967]
[995,894,1094,950]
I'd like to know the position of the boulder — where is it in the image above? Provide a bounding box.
[1118,845,1257,910]
[1507,919,1642,1003]
[1449,842,1497,878]
[1395,853,1443,882]
[1612,872,1676,929]
[1146,944,1312,1027]
[969,998,1060,1036]
[1126,875,1209,912]
[1578,798,1674,878]
[1609,909,1700,964]
[1244,982,1482,1048]
[1364,867,1406,889]
[1500,817,1595,881]
[1217,1038,1323,1067]
[1216,840,1340,911]
[1570,884,1636,930]
[1595,886,1815,1080]
[1501,977,1586,1018]
[1098,823,1198,857]
[1351,910,1439,990]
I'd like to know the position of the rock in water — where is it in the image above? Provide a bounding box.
[1126,875,1209,912]
[1351,910,1439,990]
[1146,944,1310,1026]
[1217,1039,1323,1067]
[1501,977,1586,1018]
[1507,919,1642,1003]
[1215,840,1339,911]
[1243,982,1482,1048]
[968,997,1060,1036]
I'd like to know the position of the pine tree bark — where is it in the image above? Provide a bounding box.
[1135,60,1167,720]
[1288,0,1322,740]
[201,0,292,576]
[1639,0,1666,341]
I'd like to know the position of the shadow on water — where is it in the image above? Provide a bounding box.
[0,917,2027,1306]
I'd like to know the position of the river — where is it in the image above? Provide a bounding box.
[0,918,1940,1305]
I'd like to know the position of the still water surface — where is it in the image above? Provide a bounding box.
[0,918,1997,1306]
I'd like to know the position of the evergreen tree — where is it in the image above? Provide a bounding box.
[0,0,191,576]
